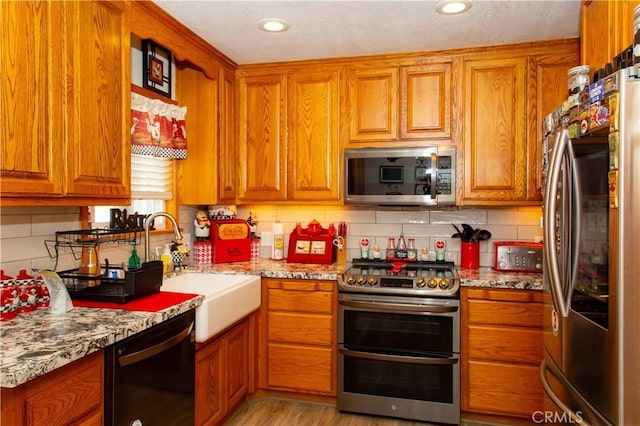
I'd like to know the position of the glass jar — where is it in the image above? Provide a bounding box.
[568,65,590,95]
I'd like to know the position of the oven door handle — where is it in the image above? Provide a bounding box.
[118,322,194,367]
[339,347,458,365]
[339,300,458,314]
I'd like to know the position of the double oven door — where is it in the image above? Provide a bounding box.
[338,292,460,425]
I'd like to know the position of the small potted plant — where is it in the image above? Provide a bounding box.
[451,224,492,269]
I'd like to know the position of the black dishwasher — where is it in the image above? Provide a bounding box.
[105,310,195,425]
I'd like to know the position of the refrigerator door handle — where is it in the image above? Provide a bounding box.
[566,140,582,311]
[540,360,593,426]
[544,129,570,317]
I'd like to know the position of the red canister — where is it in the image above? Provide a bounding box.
[0,270,19,321]
[35,275,50,308]
[15,269,37,313]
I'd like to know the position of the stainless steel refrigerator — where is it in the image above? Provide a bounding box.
[540,67,639,425]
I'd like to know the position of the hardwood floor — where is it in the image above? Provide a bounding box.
[224,397,536,426]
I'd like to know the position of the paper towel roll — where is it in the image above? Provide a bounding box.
[272,222,284,260]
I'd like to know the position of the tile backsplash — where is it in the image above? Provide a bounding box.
[0,204,542,275]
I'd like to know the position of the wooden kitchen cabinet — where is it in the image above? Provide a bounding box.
[237,72,288,202]
[459,39,579,205]
[460,56,528,204]
[217,66,238,202]
[461,288,544,418]
[259,278,337,396]
[1,0,131,205]
[195,315,252,426]
[581,0,639,78]
[237,65,342,203]
[348,61,452,143]
[530,47,580,194]
[348,66,399,141]
[1,351,104,426]
[176,64,219,205]
[287,68,342,201]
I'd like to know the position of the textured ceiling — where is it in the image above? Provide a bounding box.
[153,0,582,65]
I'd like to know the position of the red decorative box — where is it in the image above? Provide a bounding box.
[210,219,251,263]
[287,221,336,264]
[193,241,212,265]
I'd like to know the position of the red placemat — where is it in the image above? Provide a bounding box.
[72,291,200,312]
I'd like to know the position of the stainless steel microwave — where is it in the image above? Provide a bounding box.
[344,146,456,206]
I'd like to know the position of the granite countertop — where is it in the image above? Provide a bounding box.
[0,295,203,389]
[0,260,541,389]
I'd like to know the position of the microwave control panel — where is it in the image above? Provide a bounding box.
[436,156,453,195]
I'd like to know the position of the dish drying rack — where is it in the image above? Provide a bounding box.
[45,228,140,268]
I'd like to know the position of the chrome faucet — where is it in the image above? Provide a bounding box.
[144,212,183,262]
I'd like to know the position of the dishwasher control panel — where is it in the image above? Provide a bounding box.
[493,241,543,273]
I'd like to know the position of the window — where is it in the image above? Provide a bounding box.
[91,155,175,230]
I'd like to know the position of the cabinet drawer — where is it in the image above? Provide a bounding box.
[467,360,542,417]
[268,311,332,345]
[467,298,542,328]
[267,343,334,394]
[268,288,333,313]
[468,325,542,364]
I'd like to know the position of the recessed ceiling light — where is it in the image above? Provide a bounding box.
[258,18,290,32]
[435,0,472,15]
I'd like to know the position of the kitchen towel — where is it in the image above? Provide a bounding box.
[72,291,199,312]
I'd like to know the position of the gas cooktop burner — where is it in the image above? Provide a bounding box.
[338,259,460,297]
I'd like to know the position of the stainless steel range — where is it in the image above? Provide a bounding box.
[337,259,461,425]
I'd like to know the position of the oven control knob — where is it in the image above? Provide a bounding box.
[367,277,377,286]
[416,277,426,287]
[346,275,356,285]
[356,276,366,285]
[438,279,449,289]
[427,278,438,288]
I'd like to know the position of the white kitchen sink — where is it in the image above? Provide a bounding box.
[161,273,261,342]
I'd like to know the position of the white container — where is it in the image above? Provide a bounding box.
[568,65,590,95]
[271,222,284,260]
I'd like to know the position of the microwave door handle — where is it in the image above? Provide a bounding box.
[544,130,570,317]
[430,153,437,199]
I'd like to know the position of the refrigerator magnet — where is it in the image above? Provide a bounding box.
[608,170,618,209]
[609,132,619,170]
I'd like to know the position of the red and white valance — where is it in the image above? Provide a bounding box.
[130,92,187,159]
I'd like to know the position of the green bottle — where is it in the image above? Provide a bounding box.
[128,245,141,269]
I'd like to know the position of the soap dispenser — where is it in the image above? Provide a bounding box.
[128,244,141,270]
[160,243,173,273]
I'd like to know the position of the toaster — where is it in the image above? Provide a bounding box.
[493,241,543,273]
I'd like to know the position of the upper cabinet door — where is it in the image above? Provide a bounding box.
[400,63,452,140]
[217,66,237,202]
[349,67,398,141]
[64,0,130,199]
[461,57,527,203]
[581,0,639,77]
[1,1,65,197]
[237,73,287,201]
[176,65,219,205]
[287,68,341,201]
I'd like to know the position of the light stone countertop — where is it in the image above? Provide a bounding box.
[0,259,540,388]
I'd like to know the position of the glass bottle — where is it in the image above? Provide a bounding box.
[395,233,408,259]
[386,237,396,260]
[407,238,417,260]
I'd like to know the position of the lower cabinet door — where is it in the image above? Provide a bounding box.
[267,343,333,394]
[467,360,543,417]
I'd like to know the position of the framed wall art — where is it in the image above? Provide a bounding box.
[142,39,172,98]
